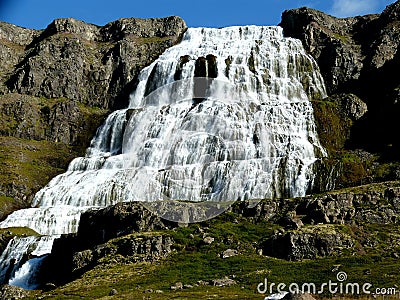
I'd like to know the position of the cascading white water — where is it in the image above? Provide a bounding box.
[0,25,327,289]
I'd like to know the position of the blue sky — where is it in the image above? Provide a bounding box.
[0,0,396,29]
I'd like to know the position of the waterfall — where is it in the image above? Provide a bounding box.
[0,236,52,289]
[0,25,327,289]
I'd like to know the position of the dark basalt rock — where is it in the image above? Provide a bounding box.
[262,226,354,261]
[240,183,400,226]
[38,202,178,284]
[70,234,174,275]
[194,54,218,78]
[77,202,177,248]
[260,185,400,261]
[280,8,374,95]
[174,54,191,80]
[280,3,400,159]
[3,16,187,110]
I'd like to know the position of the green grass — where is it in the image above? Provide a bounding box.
[169,212,281,253]
[0,195,17,208]
[0,136,76,182]
[311,97,400,188]
[332,33,351,44]
[329,180,400,195]
[38,251,400,299]
[0,227,39,236]
[0,136,79,219]
[311,99,352,154]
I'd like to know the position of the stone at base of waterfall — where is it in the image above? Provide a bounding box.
[263,291,317,300]
[183,284,194,289]
[109,288,118,296]
[221,249,238,258]
[211,276,237,287]
[279,213,304,230]
[283,293,316,300]
[0,284,31,299]
[203,236,214,244]
[170,282,183,290]
[264,292,288,300]
[262,226,354,260]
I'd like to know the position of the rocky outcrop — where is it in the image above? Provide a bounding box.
[2,17,187,109]
[252,182,400,260]
[240,182,400,225]
[0,284,30,300]
[312,93,367,153]
[71,233,174,275]
[263,225,354,260]
[0,93,108,148]
[38,202,178,284]
[0,17,187,215]
[280,2,400,160]
[280,8,371,94]
[76,202,178,248]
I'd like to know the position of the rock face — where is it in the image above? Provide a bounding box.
[4,17,186,110]
[280,8,370,94]
[0,17,187,216]
[38,202,178,284]
[280,2,400,160]
[241,183,400,226]
[256,183,400,260]
[71,233,174,274]
[263,225,354,260]
[76,202,178,248]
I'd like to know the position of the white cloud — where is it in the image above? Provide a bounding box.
[329,0,378,17]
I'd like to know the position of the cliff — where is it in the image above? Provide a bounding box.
[280,4,400,186]
[0,17,187,218]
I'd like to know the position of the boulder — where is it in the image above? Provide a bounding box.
[262,225,354,261]
[203,236,215,245]
[221,249,238,259]
[211,277,236,287]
